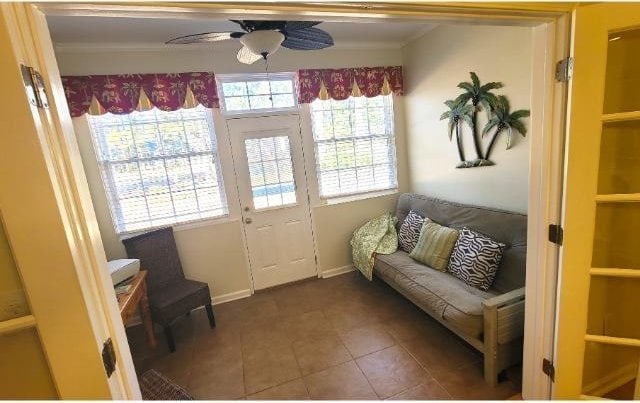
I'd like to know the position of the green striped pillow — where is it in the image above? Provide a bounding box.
[409,219,459,271]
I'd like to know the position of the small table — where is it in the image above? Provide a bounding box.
[117,270,157,348]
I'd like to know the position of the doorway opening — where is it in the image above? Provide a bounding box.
[5,2,570,399]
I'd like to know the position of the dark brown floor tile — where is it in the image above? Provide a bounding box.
[304,361,377,400]
[241,320,291,351]
[433,361,520,400]
[339,322,396,358]
[323,300,378,332]
[247,378,310,400]
[292,334,352,375]
[383,315,446,343]
[387,379,452,400]
[283,310,335,342]
[400,331,480,374]
[187,344,244,399]
[243,344,302,395]
[356,345,431,399]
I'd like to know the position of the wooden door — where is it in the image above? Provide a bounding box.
[0,3,138,398]
[554,3,640,399]
[227,115,317,290]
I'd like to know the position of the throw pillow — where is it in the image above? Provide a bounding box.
[398,211,425,253]
[447,227,506,291]
[409,219,459,271]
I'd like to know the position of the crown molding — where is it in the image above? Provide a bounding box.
[53,40,405,54]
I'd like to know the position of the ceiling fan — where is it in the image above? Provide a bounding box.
[166,20,334,64]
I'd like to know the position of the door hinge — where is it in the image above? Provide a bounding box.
[555,57,573,82]
[20,64,49,109]
[542,358,555,382]
[102,337,117,378]
[548,224,564,246]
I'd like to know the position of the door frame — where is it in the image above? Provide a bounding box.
[16,1,574,399]
[224,112,321,290]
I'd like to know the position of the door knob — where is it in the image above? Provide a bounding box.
[245,217,252,224]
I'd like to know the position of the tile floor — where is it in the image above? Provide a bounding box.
[127,271,522,400]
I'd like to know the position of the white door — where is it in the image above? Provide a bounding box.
[227,115,317,290]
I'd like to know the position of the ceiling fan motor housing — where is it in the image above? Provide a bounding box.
[239,30,285,58]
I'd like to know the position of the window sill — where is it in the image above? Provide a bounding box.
[321,188,399,206]
[117,214,238,240]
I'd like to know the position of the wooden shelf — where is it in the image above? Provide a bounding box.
[0,314,36,335]
[602,110,640,123]
[596,193,640,203]
[585,334,640,348]
[590,267,640,278]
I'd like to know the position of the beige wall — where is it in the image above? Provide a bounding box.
[57,45,408,300]
[401,24,533,214]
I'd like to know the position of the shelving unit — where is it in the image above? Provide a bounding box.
[583,105,640,399]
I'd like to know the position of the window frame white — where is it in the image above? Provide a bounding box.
[87,106,230,235]
[308,94,399,202]
[217,72,299,116]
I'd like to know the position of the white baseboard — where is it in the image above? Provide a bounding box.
[321,265,355,279]
[212,289,252,305]
[583,363,637,397]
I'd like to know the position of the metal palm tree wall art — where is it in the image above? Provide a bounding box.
[440,72,530,168]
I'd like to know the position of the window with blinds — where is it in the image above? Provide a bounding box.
[310,95,397,199]
[88,106,228,234]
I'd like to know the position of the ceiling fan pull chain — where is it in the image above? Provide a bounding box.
[265,58,273,103]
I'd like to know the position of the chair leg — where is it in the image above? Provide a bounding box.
[205,303,216,328]
[164,325,176,353]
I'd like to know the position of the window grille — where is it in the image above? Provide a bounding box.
[217,72,297,113]
[309,95,397,199]
[88,106,228,234]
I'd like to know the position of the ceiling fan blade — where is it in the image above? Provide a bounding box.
[237,46,263,64]
[281,27,334,50]
[284,21,322,31]
[165,31,243,45]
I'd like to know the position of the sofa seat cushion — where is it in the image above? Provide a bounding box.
[374,250,497,338]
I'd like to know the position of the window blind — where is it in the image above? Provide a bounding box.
[310,95,398,199]
[88,106,228,234]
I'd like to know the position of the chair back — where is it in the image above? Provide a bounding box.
[122,227,185,294]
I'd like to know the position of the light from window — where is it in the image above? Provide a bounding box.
[218,73,297,113]
[88,106,228,234]
[310,95,397,199]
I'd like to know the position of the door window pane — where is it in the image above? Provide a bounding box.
[604,29,640,114]
[245,136,296,209]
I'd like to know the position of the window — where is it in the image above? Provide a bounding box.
[245,136,297,209]
[218,73,297,113]
[310,95,397,199]
[88,106,228,234]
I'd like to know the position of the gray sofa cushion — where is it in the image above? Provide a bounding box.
[374,250,497,338]
[395,194,527,294]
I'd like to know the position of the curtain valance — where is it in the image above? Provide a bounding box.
[61,72,219,117]
[297,66,403,104]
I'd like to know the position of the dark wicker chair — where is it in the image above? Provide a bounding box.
[122,227,215,352]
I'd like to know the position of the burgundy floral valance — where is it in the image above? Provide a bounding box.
[61,72,219,117]
[297,66,403,104]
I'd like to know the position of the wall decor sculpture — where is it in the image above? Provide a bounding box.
[440,72,530,168]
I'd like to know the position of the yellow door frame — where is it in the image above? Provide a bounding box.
[5,1,574,399]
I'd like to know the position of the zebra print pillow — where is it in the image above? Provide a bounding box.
[398,211,425,253]
[447,227,506,291]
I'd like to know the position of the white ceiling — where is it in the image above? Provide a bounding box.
[46,16,437,49]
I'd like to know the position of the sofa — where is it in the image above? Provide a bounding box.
[373,193,526,386]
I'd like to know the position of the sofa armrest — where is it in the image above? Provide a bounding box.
[482,287,525,309]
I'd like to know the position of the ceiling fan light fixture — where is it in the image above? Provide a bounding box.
[239,30,285,58]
